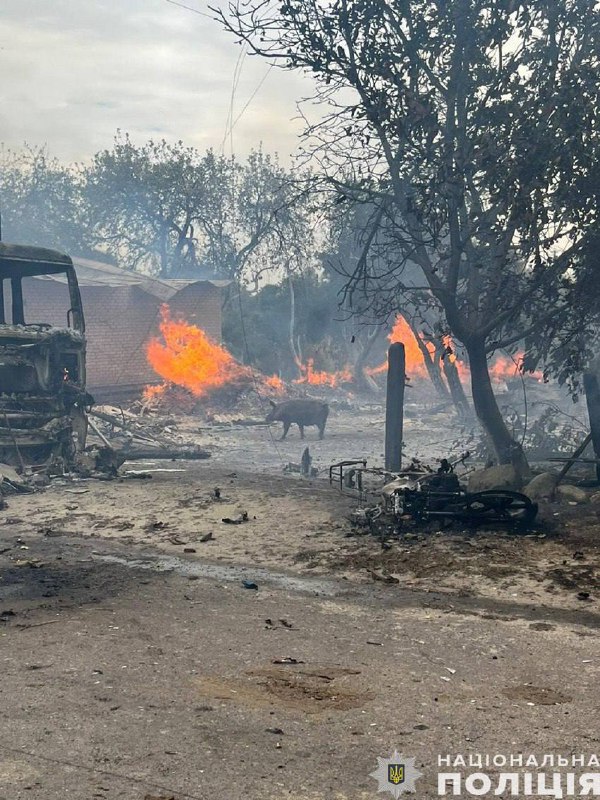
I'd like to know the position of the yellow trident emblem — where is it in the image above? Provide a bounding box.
[388,764,405,785]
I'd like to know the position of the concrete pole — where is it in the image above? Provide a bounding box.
[385,342,405,472]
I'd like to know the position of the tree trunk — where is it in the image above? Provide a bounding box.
[583,372,600,484]
[467,337,530,476]
[403,317,450,401]
[353,327,382,394]
[441,355,472,419]
[416,336,451,401]
[288,278,303,378]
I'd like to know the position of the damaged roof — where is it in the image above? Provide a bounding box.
[29,256,231,300]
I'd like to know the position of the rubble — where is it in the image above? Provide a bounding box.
[0,461,35,508]
[85,405,211,464]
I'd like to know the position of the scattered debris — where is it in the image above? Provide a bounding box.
[222,512,249,525]
[39,526,64,538]
[88,407,211,464]
[333,452,537,536]
[0,463,34,497]
[145,521,168,532]
[265,619,295,630]
[13,558,44,568]
[199,532,214,543]
[368,569,400,584]
[123,471,153,480]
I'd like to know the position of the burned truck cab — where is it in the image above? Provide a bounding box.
[0,243,91,470]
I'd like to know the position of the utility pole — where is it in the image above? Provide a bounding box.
[385,342,405,472]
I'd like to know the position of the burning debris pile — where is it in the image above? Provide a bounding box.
[139,306,368,417]
[143,307,284,413]
[137,305,542,425]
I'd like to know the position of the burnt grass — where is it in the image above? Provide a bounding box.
[294,499,600,600]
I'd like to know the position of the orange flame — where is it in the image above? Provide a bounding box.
[387,316,434,378]
[294,358,353,388]
[143,383,168,402]
[367,316,434,379]
[145,306,283,399]
[370,315,539,384]
[264,374,285,392]
[488,353,542,383]
[441,334,456,363]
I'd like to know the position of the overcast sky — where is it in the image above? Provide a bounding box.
[0,0,315,164]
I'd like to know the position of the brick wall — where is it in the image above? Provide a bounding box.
[167,282,223,343]
[19,278,223,395]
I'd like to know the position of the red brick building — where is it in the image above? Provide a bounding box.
[20,258,229,399]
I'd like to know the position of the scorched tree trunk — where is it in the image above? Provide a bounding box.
[467,337,529,476]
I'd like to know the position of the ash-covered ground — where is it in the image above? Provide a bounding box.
[1,385,599,800]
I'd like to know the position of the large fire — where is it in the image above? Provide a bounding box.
[369,314,538,384]
[388,316,434,379]
[145,306,283,400]
[144,305,538,405]
[366,316,436,380]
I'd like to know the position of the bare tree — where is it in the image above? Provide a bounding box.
[0,145,95,256]
[86,133,313,281]
[216,0,600,472]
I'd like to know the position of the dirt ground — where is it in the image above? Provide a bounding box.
[2,406,600,799]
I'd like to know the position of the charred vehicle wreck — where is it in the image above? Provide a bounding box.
[0,243,92,471]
